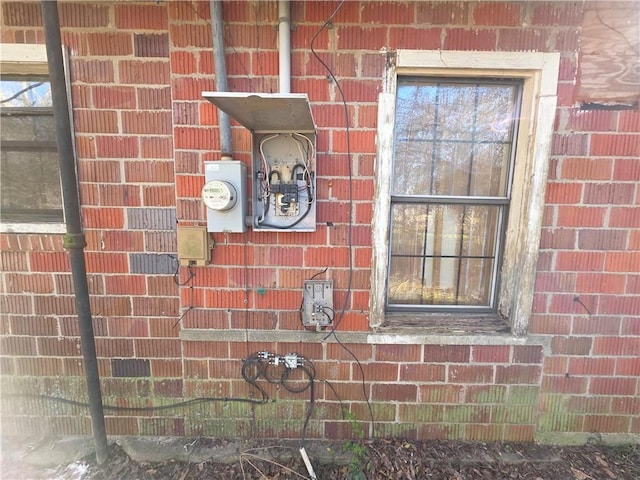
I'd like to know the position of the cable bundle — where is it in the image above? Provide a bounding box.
[242,351,316,443]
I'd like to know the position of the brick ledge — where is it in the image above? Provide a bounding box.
[180,329,550,351]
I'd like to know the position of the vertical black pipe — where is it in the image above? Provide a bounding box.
[41,0,109,465]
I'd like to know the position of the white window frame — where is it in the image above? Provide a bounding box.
[371,50,560,335]
[0,43,66,234]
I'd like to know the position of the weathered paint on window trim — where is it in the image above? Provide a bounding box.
[370,50,560,336]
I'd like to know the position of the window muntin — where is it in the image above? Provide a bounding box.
[387,78,522,312]
[0,77,63,224]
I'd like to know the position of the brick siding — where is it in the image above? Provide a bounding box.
[0,1,638,442]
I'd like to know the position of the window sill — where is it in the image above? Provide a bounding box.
[372,313,553,348]
[180,327,541,348]
[180,311,546,348]
[382,312,511,336]
[0,222,66,234]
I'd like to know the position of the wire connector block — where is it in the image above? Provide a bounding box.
[284,353,299,369]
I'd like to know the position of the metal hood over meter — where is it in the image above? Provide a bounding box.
[202,91,316,133]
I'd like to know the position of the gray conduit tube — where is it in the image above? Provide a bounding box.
[41,0,109,465]
[210,0,232,156]
[278,0,291,94]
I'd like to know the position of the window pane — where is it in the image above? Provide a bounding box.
[436,84,477,141]
[1,149,63,223]
[393,80,519,197]
[469,142,511,197]
[388,203,500,307]
[393,140,434,195]
[432,141,473,196]
[395,84,437,141]
[390,203,429,256]
[0,111,55,142]
[0,80,52,107]
[475,85,518,142]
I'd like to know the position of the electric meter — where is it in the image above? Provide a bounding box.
[203,161,247,233]
[202,180,237,211]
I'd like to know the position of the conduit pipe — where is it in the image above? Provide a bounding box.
[41,0,109,465]
[278,0,291,93]
[210,0,232,156]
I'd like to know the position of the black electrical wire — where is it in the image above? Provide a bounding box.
[173,261,195,328]
[243,351,316,444]
[15,354,322,444]
[241,353,266,382]
[292,163,312,192]
[310,0,354,338]
[263,361,286,384]
[282,363,315,394]
[308,267,329,282]
[300,377,315,446]
[8,390,269,413]
[8,355,276,414]
[573,295,592,316]
[244,351,315,390]
[258,180,314,230]
[309,0,375,439]
[268,170,282,183]
[324,379,346,420]
[282,356,316,445]
[333,329,376,437]
[171,256,195,287]
[322,307,376,438]
[172,305,193,328]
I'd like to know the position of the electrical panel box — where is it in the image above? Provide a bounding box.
[302,280,333,329]
[202,92,317,232]
[203,160,247,233]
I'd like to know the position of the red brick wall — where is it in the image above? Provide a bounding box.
[1,1,638,442]
[535,101,640,439]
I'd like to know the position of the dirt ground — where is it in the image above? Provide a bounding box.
[1,437,638,480]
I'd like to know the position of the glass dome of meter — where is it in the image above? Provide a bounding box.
[202,180,237,210]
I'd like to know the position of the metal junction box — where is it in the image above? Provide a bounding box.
[176,225,212,265]
[302,280,333,328]
[202,92,317,232]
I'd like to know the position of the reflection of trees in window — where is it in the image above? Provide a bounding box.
[389,204,499,305]
[1,80,52,107]
[388,78,521,311]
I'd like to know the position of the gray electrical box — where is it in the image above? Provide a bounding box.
[203,160,247,233]
[302,280,333,329]
[202,92,317,232]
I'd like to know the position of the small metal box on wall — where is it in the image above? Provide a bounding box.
[202,92,317,232]
[176,225,212,265]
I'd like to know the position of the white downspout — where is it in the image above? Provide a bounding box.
[278,0,291,94]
